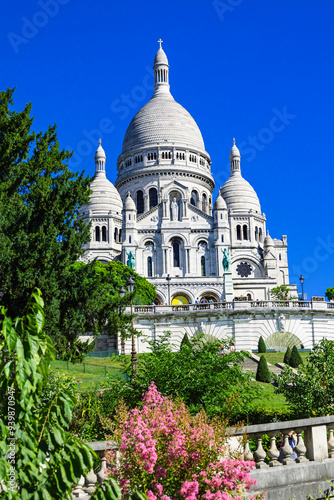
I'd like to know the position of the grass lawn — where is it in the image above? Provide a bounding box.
[250,381,288,411]
[259,351,309,365]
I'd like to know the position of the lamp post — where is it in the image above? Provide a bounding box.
[166,274,171,305]
[118,286,126,355]
[126,276,137,372]
[299,274,305,301]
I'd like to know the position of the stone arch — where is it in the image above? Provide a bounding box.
[265,331,302,352]
[198,291,220,303]
[171,289,194,305]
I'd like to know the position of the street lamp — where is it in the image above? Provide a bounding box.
[118,286,127,355]
[126,276,137,372]
[299,274,305,301]
[166,274,171,305]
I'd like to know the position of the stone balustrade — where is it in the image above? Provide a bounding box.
[131,300,334,315]
[72,415,334,499]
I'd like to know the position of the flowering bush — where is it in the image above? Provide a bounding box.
[106,383,263,500]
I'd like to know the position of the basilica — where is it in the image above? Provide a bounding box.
[79,42,295,305]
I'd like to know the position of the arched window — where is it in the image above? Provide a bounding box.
[247,293,252,301]
[129,236,132,243]
[259,228,263,242]
[95,226,100,242]
[201,255,206,277]
[119,229,122,243]
[221,235,224,243]
[202,193,207,212]
[237,225,241,241]
[172,239,180,267]
[190,190,198,207]
[149,187,158,209]
[243,225,248,240]
[147,257,152,277]
[136,190,144,215]
[102,226,107,242]
[255,226,259,242]
[114,227,118,242]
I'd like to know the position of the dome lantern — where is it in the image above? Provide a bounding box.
[95,138,106,175]
[229,138,241,175]
[153,39,170,96]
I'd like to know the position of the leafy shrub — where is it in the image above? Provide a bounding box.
[289,345,303,368]
[275,338,334,417]
[283,346,291,365]
[106,383,263,500]
[257,336,266,353]
[256,356,271,383]
[180,332,192,349]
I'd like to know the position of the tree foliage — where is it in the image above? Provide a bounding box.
[0,88,91,322]
[52,260,155,361]
[0,290,94,498]
[325,287,334,301]
[270,285,291,301]
[275,338,334,417]
[257,336,266,353]
[100,333,258,422]
[180,332,192,350]
[289,345,303,368]
[283,346,291,365]
[256,355,271,383]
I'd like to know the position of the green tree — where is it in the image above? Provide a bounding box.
[53,261,155,361]
[325,287,334,301]
[283,346,291,365]
[270,285,291,301]
[289,345,303,368]
[0,88,91,326]
[275,338,334,417]
[258,336,266,353]
[101,333,258,422]
[256,355,272,383]
[180,332,192,350]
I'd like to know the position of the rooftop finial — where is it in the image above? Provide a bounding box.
[99,138,102,146]
[233,138,236,146]
[158,38,163,49]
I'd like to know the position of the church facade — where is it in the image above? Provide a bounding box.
[79,43,296,304]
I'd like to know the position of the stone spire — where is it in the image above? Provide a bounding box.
[95,139,106,175]
[153,39,170,96]
[229,138,241,175]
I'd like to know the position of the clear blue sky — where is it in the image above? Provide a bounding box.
[1,0,334,298]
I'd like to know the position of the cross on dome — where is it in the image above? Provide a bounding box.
[158,38,163,48]
[233,138,236,145]
[99,138,102,145]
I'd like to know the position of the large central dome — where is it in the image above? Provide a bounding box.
[121,45,206,157]
[122,93,206,155]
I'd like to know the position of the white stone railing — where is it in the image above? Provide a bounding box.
[72,415,334,498]
[132,300,333,314]
[233,414,334,468]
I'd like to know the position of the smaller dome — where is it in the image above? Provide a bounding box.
[229,138,240,160]
[124,192,136,211]
[80,174,123,216]
[154,47,168,66]
[264,231,274,247]
[95,138,106,160]
[220,175,261,213]
[213,192,227,210]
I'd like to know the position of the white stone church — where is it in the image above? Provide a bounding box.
[79,42,297,305]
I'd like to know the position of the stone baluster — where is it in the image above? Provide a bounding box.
[281,433,294,465]
[72,475,86,497]
[97,449,108,483]
[243,438,254,461]
[267,432,281,467]
[328,426,334,459]
[295,428,308,463]
[84,469,97,494]
[254,434,269,468]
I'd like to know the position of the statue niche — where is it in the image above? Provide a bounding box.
[170,193,180,221]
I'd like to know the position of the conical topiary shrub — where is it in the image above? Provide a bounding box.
[180,332,192,350]
[256,355,272,383]
[283,346,292,365]
[258,336,267,353]
[290,345,303,368]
